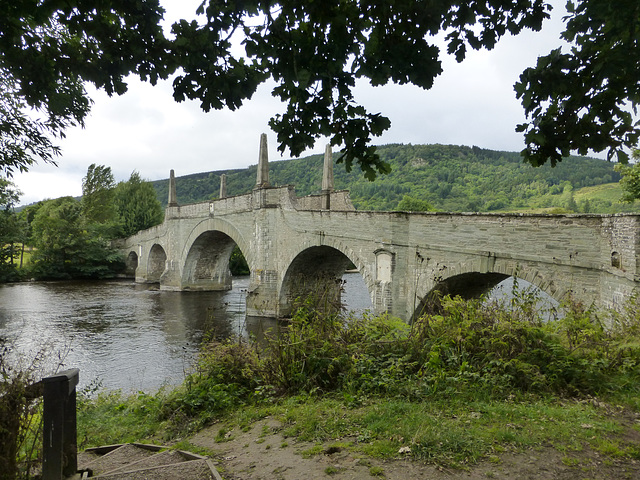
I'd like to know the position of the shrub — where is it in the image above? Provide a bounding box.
[0,344,48,480]
[165,291,640,424]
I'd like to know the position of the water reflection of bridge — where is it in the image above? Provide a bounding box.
[117,136,640,321]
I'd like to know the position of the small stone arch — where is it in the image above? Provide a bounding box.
[147,244,167,283]
[181,218,251,291]
[278,241,372,318]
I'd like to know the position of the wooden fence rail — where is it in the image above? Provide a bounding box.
[42,368,79,480]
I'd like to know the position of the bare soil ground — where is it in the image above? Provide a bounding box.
[189,415,640,480]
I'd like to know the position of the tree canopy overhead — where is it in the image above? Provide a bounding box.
[0,0,172,176]
[1,1,639,180]
[515,0,640,166]
[171,0,551,179]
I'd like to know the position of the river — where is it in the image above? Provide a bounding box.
[0,274,373,393]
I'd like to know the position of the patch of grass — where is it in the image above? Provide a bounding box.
[216,394,630,467]
[324,465,340,475]
[594,439,640,459]
[301,444,324,458]
[561,456,581,467]
[171,440,214,457]
[77,390,169,448]
[369,465,385,477]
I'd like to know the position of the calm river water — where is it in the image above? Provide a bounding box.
[0,274,373,393]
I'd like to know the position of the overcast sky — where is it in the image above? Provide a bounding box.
[13,0,572,206]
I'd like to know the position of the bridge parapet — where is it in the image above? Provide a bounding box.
[165,202,210,219]
[294,190,355,211]
[211,193,253,214]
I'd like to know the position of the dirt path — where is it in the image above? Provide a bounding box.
[189,417,640,480]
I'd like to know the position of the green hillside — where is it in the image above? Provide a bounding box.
[152,144,639,214]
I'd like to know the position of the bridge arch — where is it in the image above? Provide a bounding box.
[180,218,251,291]
[124,250,138,277]
[278,240,374,318]
[412,261,563,320]
[147,244,167,283]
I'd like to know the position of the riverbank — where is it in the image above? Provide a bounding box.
[75,293,640,478]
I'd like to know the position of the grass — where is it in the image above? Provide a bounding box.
[75,388,640,468]
[574,183,625,204]
[495,183,639,214]
[214,395,631,467]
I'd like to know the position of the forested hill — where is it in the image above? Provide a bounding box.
[152,144,634,214]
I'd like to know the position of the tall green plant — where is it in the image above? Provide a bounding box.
[0,344,49,480]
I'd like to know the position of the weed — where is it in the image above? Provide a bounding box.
[0,341,68,480]
[369,465,385,476]
[301,444,324,458]
[561,456,581,467]
[324,465,340,475]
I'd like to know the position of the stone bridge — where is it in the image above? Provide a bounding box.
[117,136,640,321]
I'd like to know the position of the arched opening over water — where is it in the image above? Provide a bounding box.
[279,245,371,318]
[124,251,138,277]
[413,272,559,320]
[182,230,248,290]
[147,244,166,283]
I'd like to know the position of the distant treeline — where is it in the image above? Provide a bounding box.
[152,144,635,214]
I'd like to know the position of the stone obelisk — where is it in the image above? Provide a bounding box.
[219,173,227,199]
[168,169,178,207]
[321,144,334,209]
[256,133,269,188]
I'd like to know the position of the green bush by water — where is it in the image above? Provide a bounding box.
[163,291,640,419]
[71,290,640,467]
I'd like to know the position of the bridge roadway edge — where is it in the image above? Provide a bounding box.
[115,188,640,322]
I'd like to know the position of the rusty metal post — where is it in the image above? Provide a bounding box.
[42,368,79,480]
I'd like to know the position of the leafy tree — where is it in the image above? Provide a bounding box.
[515,0,640,166]
[0,0,172,176]
[616,149,640,203]
[396,195,434,212]
[30,197,85,278]
[30,197,122,279]
[0,179,21,281]
[114,172,164,236]
[0,69,81,178]
[82,164,116,224]
[229,246,249,275]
